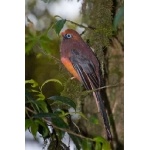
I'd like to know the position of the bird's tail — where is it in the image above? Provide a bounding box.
[93,90,112,141]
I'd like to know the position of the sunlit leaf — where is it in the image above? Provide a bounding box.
[93,136,105,143]
[31,89,39,93]
[36,93,45,101]
[25,79,38,87]
[93,137,111,150]
[36,100,48,113]
[54,19,66,35]
[41,79,62,91]
[48,96,76,110]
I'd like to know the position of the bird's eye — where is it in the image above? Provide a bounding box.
[64,34,72,39]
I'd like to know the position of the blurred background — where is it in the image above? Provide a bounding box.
[25,0,124,149]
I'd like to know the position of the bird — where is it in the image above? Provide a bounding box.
[60,29,112,141]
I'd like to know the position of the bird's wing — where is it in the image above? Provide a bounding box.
[70,49,99,90]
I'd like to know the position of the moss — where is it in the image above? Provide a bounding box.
[82,0,113,76]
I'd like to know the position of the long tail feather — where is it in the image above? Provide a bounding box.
[94,91,112,141]
[72,63,112,140]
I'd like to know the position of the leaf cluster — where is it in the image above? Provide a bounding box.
[25,78,111,150]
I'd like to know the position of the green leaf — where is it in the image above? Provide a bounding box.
[25,119,33,130]
[48,96,76,110]
[33,112,57,118]
[81,139,92,150]
[113,6,124,31]
[54,19,66,35]
[95,141,102,150]
[36,100,48,113]
[34,119,49,138]
[36,93,45,101]
[69,134,81,150]
[31,89,39,93]
[93,137,111,150]
[93,136,106,143]
[101,141,111,150]
[33,112,68,128]
[31,121,39,138]
[25,79,38,88]
[25,41,35,54]
[41,79,62,91]
[25,89,35,101]
[39,35,52,53]
[25,98,41,112]
[51,116,68,128]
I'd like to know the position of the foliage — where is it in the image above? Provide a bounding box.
[25,78,111,149]
[25,0,124,149]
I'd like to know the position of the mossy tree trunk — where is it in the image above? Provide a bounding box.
[62,0,124,149]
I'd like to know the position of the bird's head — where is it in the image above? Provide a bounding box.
[61,29,82,41]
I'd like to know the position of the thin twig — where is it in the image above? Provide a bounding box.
[55,15,96,30]
[84,82,124,94]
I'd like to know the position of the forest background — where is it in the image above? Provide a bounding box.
[25,0,124,150]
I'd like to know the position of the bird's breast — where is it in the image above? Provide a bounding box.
[61,57,81,81]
